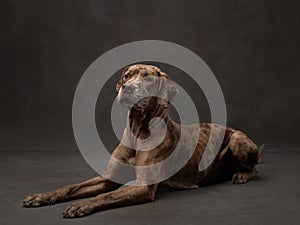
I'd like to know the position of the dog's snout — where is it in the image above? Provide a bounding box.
[122,84,136,94]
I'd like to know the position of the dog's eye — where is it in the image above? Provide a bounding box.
[144,76,153,82]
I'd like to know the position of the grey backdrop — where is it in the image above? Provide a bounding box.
[1,0,299,153]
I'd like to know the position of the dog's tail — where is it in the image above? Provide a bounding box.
[257,143,266,163]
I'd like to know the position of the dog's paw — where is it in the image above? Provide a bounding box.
[232,173,248,184]
[62,201,94,218]
[22,193,50,207]
[232,170,258,184]
[22,192,59,207]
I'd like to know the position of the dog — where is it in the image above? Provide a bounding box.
[22,64,261,218]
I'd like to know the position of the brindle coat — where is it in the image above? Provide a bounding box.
[22,64,261,218]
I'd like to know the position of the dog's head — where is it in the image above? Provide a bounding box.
[116,64,178,111]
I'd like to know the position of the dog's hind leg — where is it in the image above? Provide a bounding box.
[228,131,261,184]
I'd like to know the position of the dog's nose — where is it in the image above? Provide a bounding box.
[122,84,135,94]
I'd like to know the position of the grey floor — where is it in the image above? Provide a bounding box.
[1,149,299,225]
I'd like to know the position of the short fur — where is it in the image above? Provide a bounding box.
[22,64,260,218]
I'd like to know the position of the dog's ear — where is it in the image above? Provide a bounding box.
[116,66,130,92]
[156,71,179,107]
[159,71,179,102]
[166,79,179,102]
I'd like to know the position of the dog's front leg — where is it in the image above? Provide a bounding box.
[22,176,121,207]
[22,144,135,207]
[62,184,158,218]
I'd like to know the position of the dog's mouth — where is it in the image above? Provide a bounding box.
[118,92,149,110]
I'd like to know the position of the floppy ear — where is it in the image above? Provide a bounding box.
[116,80,122,93]
[116,66,130,92]
[166,80,179,102]
[159,71,179,102]
[156,71,179,107]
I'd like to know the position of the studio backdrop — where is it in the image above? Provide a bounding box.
[1,0,299,153]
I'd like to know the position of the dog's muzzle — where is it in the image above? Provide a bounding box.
[118,82,148,110]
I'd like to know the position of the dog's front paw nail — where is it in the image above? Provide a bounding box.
[62,202,94,218]
[22,194,44,207]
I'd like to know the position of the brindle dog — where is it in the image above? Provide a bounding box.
[22,64,261,218]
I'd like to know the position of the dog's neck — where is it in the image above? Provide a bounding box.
[127,99,171,139]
